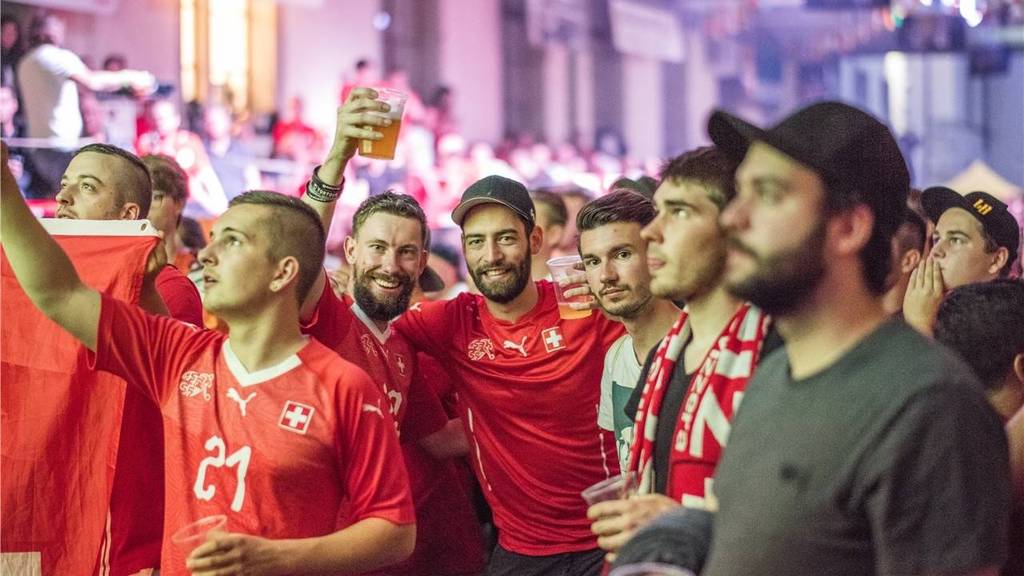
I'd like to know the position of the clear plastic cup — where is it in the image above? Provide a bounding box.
[547,255,592,320]
[581,471,636,506]
[609,563,696,576]
[358,88,407,160]
[171,514,227,558]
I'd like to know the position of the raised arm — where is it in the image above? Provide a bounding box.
[1,142,101,350]
[71,68,155,95]
[299,88,392,321]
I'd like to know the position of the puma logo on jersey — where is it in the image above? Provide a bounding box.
[362,402,384,417]
[502,337,529,357]
[468,338,496,361]
[360,334,378,358]
[179,371,214,401]
[226,388,257,417]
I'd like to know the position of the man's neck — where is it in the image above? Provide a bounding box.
[776,272,888,380]
[624,297,681,362]
[686,284,743,346]
[223,302,308,372]
[484,280,539,323]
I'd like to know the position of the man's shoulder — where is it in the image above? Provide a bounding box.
[604,333,634,363]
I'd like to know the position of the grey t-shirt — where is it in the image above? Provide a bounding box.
[704,320,1011,576]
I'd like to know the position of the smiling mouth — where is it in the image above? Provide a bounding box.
[482,268,511,279]
[371,276,402,290]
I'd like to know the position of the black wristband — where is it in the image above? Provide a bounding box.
[305,165,343,202]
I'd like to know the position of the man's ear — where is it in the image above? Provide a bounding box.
[530,225,544,256]
[1013,352,1024,387]
[901,249,922,274]
[986,246,1009,276]
[271,255,301,294]
[121,202,141,221]
[827,204,874,257]
[344,236,357,266]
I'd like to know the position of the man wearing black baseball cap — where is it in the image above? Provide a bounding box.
[697,101,1011,576]
[394,174,627,576]
[904,186,1021,335]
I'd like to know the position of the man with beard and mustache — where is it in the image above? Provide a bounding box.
[697,101,1011,575]
[586,148,778,562]
[390,175,625,576]
[298,89,466,459]
[298,89,479,576]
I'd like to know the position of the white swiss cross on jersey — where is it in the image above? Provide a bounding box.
[542,327,566,353]
[278,401,315,434]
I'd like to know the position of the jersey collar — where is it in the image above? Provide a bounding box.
[350,301,392,344]
[223,339,305,387]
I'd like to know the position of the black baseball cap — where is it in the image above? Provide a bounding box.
[922,187,1021,265]
[418,266,445,292]
[451,175,536,227]
[708,101,910,239]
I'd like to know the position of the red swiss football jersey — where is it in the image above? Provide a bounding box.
[302,288,446,443]
[394,280,624,555]
[90,295,414,576]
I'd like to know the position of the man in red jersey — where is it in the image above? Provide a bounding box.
[395,176,624,576]
[296,89,487,575]
[1,143,416,576]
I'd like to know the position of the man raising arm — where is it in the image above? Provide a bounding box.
[1,142,415,576]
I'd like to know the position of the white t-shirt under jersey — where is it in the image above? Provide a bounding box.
[598,333,642,471]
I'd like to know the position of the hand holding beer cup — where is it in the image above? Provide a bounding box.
[548,255,596,319]
[330,87,396,162]
[355,87,407,160]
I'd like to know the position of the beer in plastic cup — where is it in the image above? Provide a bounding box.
[171,514,227,560]
[581,471,636,506]
[608,563,696,576]
[547,255,591,320]
[359,88,406,160]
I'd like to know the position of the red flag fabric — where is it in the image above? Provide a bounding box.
[1,219,159,576]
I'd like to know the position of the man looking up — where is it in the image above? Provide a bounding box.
[575,190,679,471]
[587,148,777,559]
[1,141,415,576]
[903,187,1020,335]
[702,101,1010,575]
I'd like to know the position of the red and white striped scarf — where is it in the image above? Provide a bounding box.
[626,302,770,507]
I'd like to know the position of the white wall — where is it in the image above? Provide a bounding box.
[277,0,382,135]
[437,0,503,143]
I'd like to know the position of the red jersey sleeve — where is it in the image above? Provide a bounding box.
[392,297,459,360]
[89,293,221,406]
[399,367,448,445]
[300,280,352,350]
[155,265,203,326]
[335,367,416,525]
